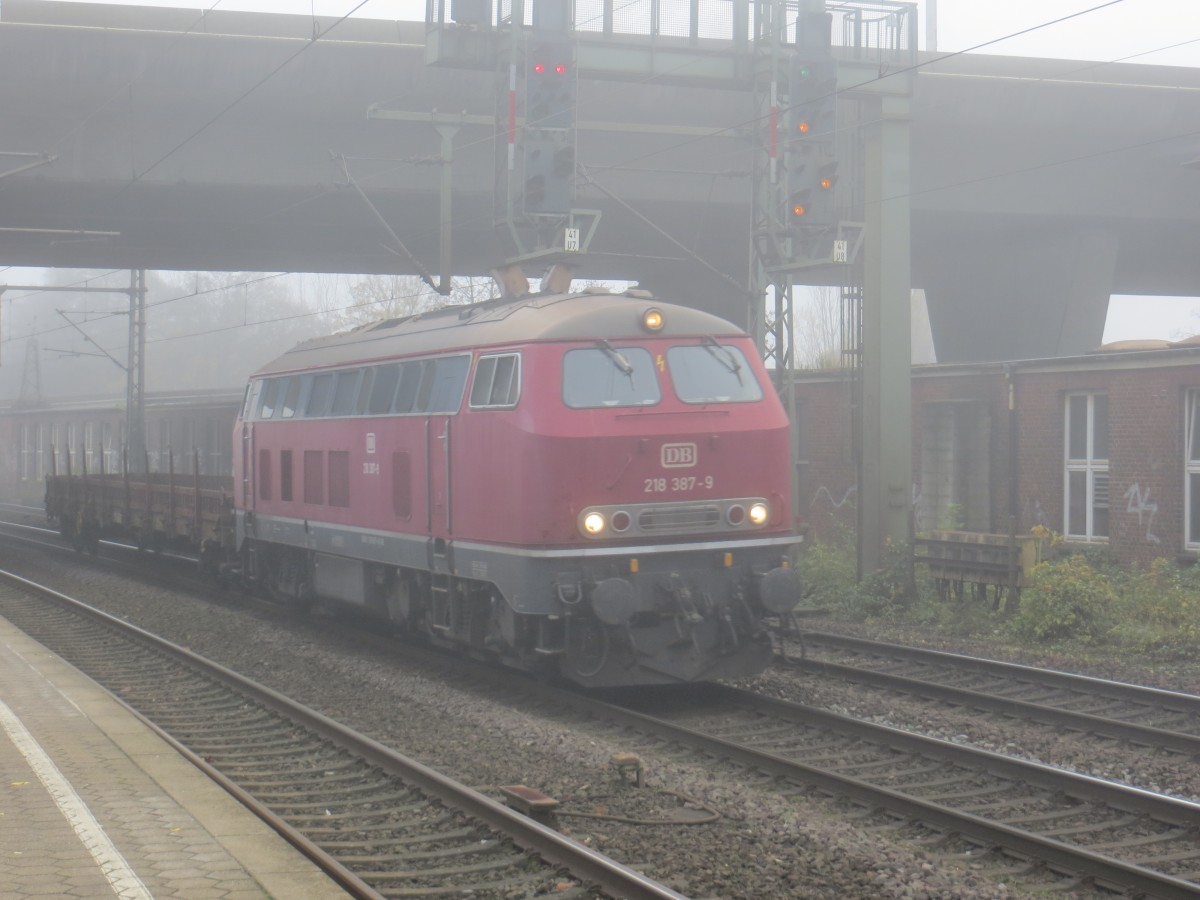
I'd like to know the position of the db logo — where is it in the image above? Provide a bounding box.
[661,442,697,468]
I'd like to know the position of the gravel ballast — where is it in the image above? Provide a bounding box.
[6,543,1198,898]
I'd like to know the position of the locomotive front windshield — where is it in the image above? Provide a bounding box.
[667,342,763,403]
[563,346,660,408]
[562,340,764,409]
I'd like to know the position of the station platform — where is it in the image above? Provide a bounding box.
[0,615,351,899]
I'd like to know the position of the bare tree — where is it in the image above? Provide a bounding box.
[333,274,499,331]
[793,285,842,369]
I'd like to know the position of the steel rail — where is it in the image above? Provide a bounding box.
[0,568,686,900]
[788,655,1200,756]
[799,630,1200,715]
[576,684,1200,900]
[5,525,1199,897]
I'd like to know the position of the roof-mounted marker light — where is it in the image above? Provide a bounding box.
[641,308,664,332]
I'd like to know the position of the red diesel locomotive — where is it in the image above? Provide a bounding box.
[49,287,803,686]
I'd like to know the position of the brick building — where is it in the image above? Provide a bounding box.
[792,341,1200,565]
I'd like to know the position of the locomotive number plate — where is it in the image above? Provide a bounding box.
[644,475,714,493]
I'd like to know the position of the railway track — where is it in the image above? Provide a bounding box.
[784,631,1200,758]
[5,520,1200,896]
[598,682,1200,898]
[0,568,683,900]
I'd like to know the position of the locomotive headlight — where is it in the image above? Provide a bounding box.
[640,308,665,332]
[582,511,607,535]
[748,502,770,526]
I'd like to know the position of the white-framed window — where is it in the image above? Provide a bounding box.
[84,421,95,473]
[1064,392,1109,541]
[469,353,521,409]
[1184,390,1200,548]
[19,424,31,481]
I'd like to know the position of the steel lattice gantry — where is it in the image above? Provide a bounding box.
[389,0,918,574]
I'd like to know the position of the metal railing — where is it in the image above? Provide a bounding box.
[428,0,915,58]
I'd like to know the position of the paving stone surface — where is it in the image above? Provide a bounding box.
[0,614,349,899]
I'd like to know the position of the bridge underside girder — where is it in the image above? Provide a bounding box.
[918,222,1119,361]
[3,4,1200,361]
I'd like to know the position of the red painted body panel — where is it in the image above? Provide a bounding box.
[234,335,794,549]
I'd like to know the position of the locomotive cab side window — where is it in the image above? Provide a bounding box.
[470,353,521,409]
[562,346,660,408]
[424,355,470,413]
[667,343,763,404]
[306,373,334,417]
[364,364,401,415]
[331,369,362,416]
[392,361,424,413]
[242,381,259,420]
[258,379,280,419]
[280,377,302,419]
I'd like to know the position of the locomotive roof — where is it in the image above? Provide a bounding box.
[252,289,746,376]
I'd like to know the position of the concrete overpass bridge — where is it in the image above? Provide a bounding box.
[2,0,1199,362]
[6,0,1200,576]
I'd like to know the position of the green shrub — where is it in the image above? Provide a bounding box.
[1008,554,1118,643]
[795,530,913,622]
[794,529,859,613]
[1110,558,1200,652]
[857,538,914,617]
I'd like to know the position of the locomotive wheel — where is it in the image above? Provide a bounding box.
[565,617,610,679]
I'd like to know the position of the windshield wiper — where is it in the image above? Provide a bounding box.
[597,339,634,377]
[702,336,743,384]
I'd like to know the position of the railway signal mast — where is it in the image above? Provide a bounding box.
[752,0,846,379]
[492,0,599,266]
[785,54,839,245]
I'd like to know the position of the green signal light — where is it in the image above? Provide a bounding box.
[797,66,811,78]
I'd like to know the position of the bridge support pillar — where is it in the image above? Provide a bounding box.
[921,226,1117,362]
[859,94,913,580]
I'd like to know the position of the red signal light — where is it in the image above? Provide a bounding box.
[555,63,567,75]
[533,62,546,74]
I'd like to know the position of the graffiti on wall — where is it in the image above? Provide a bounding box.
[812,484,857,510]
[1123,482,1161,545]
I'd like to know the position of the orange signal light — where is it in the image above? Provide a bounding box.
[792,203,806,217]
[797,121,810,134]
[641,308,665,332]
[819,178,833,189]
